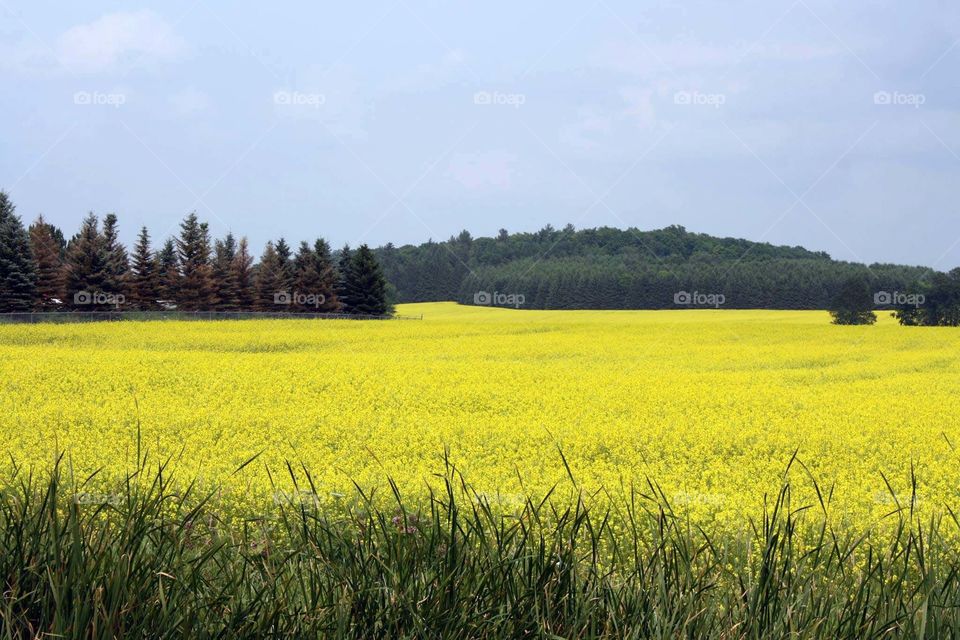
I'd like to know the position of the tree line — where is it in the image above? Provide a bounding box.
[828,270,960,326]
[0,192,391,315]
[376,224,939,311]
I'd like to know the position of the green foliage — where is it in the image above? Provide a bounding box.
[64,213,111,309]
[829,275,877,325]
[176,213,216,311]
[342,244,391,315]
[1,456,959,637]
[377,225,930,310]
[212,233,240,311]
[0,192,37,312]
[128,227,158,310]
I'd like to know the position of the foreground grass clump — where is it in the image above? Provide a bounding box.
[2,456,960,639]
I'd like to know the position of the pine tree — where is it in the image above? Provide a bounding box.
[129,227,158,310]
[289,240,340,312]
[101,214,129,304]
[0,192,37,312]
[28,215,66,310]
[335,245,353,313]
[274,238,294,298]
[176,213,215,311]
[344,244,391,316]
[255,241,285,311]
[234,237,255,311]
[291,241,320,311]
[312,238,340,311]
[156,239,181,307]
[65,213,112,309]
[212,233,240,311]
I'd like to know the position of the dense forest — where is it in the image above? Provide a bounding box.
[375,225,936,310]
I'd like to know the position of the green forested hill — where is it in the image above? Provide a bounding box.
[375,225,931,309]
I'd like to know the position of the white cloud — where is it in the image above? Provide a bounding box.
[58,10,186,73]
[447,151,517,190]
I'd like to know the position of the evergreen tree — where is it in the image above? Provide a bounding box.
[274,237,294,297]
[234,237,255,311]
[65,213,110,309]
[0,192,37,312]
[829,275,877,325]
[176,213,215,311]
[212,233,240,311]
[344,244,391,316]
[335,245,353,312]
[156,239,181,307]
[101,213,129,302]
[129,227,158,310]
[254,241,285,311]
[312,238,340,311]
[28,215,66,310]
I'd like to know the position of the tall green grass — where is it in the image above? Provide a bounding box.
[1,454,959,638]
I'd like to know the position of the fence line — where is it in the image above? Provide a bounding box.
[0,311,422,324]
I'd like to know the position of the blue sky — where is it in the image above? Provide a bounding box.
[1,0,958,268]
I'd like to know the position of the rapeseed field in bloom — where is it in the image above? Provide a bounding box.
[1,302,958,533]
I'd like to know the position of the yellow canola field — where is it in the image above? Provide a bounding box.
[1,302,959,531]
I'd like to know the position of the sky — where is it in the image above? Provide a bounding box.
[1,0,958,268]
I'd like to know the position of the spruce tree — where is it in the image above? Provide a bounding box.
[156,239,181,307]
[129,227,158,310]
[345,244,391,316]
[291,241,320,311]
[64,213,110,309]
[28,215,66,310]
[312,238,340,311]
[289,240,340,312]
[234,237,255,311]
[0,192,37,312]
[212,233,240,311]
[176,213,215,311]
[335,245,353,313]
[274,237,294,299]
[254,241,285,311]
[101,214,129,303]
